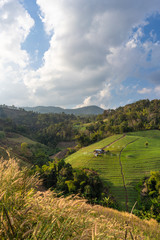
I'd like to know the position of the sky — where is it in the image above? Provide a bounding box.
[1,0,160,109]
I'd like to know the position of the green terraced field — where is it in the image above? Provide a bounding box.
[65,130,160,211]
[7,135,38,145]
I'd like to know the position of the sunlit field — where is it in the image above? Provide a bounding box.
[66,130,160,211]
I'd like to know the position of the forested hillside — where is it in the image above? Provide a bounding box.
[0,100,160,236]
[0,105,96,147]
[1,99,160,149]
[1,99,160,153]
[77,99,160,147]
[102,99,160,132]
[24,105,104,115]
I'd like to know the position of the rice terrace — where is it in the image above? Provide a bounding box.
[65,130,160,211]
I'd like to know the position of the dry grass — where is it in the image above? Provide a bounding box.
[0,157,159,239]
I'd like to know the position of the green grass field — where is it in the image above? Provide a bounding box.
[65,130,160,211]
[7,134,38,145]
[0,132,55,165]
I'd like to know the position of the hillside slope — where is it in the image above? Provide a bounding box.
[65,130,160,211]
[0,158,159,240]
[24,105,104,115]
[0,131,55,166]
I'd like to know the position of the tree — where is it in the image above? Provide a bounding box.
[135,171,160,222]
[75,133,91,147]
[145,141,148,147]
[21,142,28,154]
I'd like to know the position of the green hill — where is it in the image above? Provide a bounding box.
[0,131,55,166]
[24,105,104,115]
[65,130,160,211]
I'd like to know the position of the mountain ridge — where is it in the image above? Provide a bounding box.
[23,105,104,115]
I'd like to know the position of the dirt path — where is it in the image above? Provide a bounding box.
[118,138,139,212]
[102,134,126,150]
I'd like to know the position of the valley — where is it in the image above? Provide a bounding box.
[0,100,160,239]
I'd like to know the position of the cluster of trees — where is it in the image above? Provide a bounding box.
[76,99,160,147]
[0,105,95,147]
[75,121,105,147]
[102,99,160,133]
[135,171,160,222]
[19,142,57,166]
[19,141,116,208]
[1,99,160,148]
[35,159,117,207]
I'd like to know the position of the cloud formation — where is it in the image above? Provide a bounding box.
[137,88,152,94]
[28,0,160,107]
[1,0,160,107]
[0,0,34,105]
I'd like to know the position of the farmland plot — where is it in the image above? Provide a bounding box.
[66,130,160,211]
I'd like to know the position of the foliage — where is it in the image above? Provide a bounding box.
[0,105,96,147]
[65,147,76,157]
[66,130,160,211]
[2,99,160,148]
[0,158,159,239]
[21,142,28,153]
[75,133,91,147]
[101,99,160,134]
[73,99,160,147]
[135,171,160,222]
[35,159,116,207]
[145,141,149,147]
[0,131,5,139]
[1,100,160,220]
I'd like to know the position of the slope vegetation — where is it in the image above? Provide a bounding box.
[0,131,54,166]
[65,130,160,211]
[24,105,104,115]
[0,158,159,239]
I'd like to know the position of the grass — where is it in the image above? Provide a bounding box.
[0,132,55,164]
[65,130,160,211]
[0,157,159,239]
[7,134,38,145]
[121,130,160,210]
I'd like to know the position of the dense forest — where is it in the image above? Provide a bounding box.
[1,99,160,148]
[0,105,96,147]
[77,99,160,146]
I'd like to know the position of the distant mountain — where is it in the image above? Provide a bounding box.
[23,105,104,115]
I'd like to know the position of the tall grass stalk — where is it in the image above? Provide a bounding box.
[0,158,159,239]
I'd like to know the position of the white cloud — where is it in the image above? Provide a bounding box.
[0,0,34,67]
[154,85,160,94]
[137,88,152,94]
[26,0,160,107]
[99,83,110,98]
[75,96,92,108]
[1,0,160,107]
[75,83,111,108]
[0,0,34,106]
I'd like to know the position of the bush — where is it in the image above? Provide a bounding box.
[135,171,160,222]
[0,131,5,139]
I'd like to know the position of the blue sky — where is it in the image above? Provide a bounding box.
[21,0,51,69]
[1,0,160,109]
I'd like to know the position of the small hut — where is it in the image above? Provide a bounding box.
[93,149,104,157]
